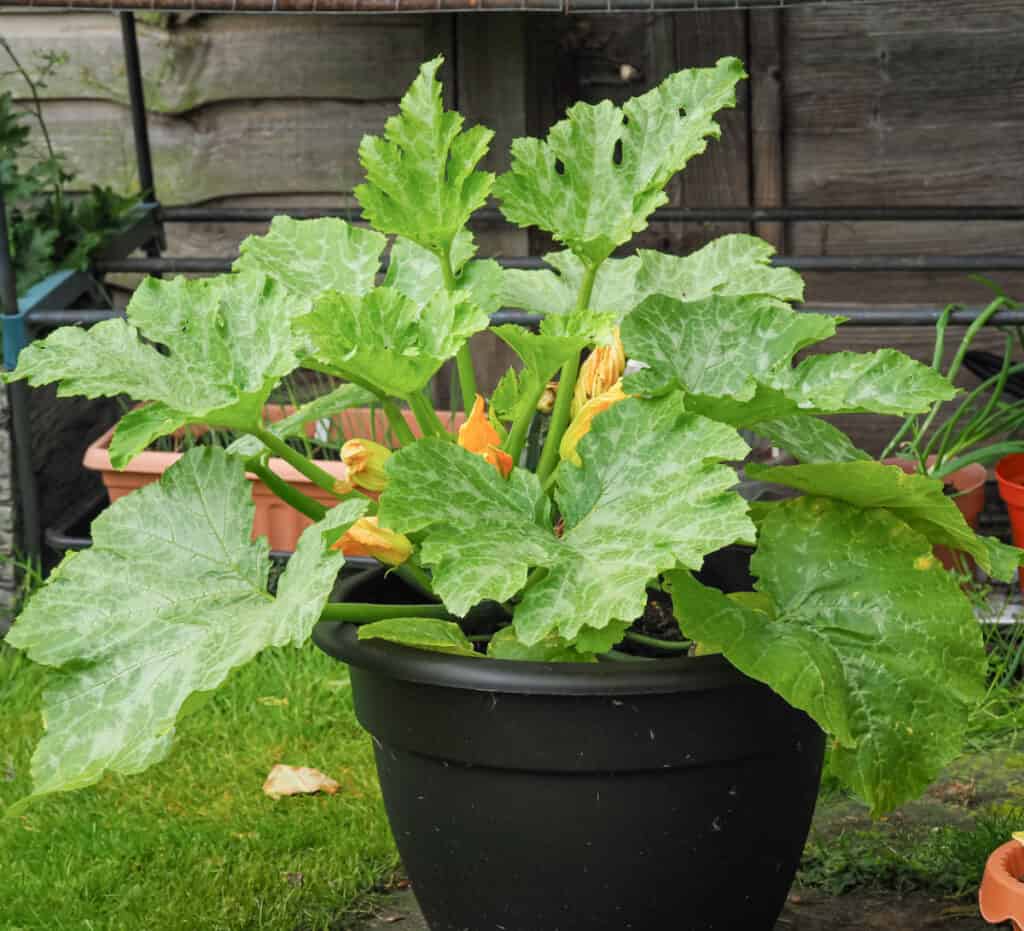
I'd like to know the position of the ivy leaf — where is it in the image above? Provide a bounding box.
[489,324,590,422]
[495,58,746,266]
[355,56,494,254]
[487,626,595,662]
[4,448,366,809]
[635,234,804,306]
[750,416,870,464]
[746,460,1024,582]
[512,395,753,646]
[380,440,558,615]
[233,216,385,301]
[227,383,378,459]
[671,496,986,815]
[358,618,481,658]
[297,286,490,399]
[8,273,308,465]
[384,234,503,315]
[621,294,838,400]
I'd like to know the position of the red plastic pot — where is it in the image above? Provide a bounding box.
[979,840,1024,931]
[885,458,987,572]
[996,454,1024,587]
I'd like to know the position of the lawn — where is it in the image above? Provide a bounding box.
[0,642,399,931]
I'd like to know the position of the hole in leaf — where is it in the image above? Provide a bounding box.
[612,139,623,165]
[554,159,566,176]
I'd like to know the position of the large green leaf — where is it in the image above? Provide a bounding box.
[227,383,378,459]
[233,216,385,300]
[297,286,490,399]
[750,415,870,464]
[487,626,595,662]
[502,251,640,318]
[512,395,753,646]
[358,618,481,658]
[747,460,1024,581]
[384,234,503,316]
[7,273,307,466]
[635,234,804,306]
[670,496,986,814]
[355,56,494,254]
[379,440,558,614]
[621,293,838,400]
[496,58,745,267]
[5,448,366,809]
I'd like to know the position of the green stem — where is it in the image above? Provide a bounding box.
[254,428,348,498]
[623,631,692,652]
[408,390,450,439]
[395,561,438,600]
[503,384,547,464]
[381,399,417,446]
[245,458,327,522]
[535,262,600,484]
[319,602,454,622]
[597,650,653,663]
[440,241,478,416]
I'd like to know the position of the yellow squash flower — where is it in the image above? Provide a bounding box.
[571,328,625,418]
[458,394,513,478]
[560,380,628,466]
[331,516,412,566]
[341,438,392,493]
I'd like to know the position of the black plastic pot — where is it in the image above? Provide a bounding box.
[313,577,824,931]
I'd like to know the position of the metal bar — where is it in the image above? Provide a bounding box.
[160,205,1024,225]
[28,310,125,326]
[0,186,41,564]
[120,13,155,200]
[94,254,1024,275]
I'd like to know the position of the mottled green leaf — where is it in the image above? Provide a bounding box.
[635,234,804,306]
[358,618,481,658]
[9,273,307,464]
[673,495,986,815]
[227,383,377,459]
[355,56,494,254]
[297,286,489,399]
[108,403,188,470]
[747,460,1024,582]
[621,294,837,400]
[751,416,869,464]
[512,395,753,646]
[496,58,746,266]
[234,216,385,300]
[487,626,595,662]
[384,234,503,315]
[502,251,640,317]
[5,448,366,809]
[380,440,558,614]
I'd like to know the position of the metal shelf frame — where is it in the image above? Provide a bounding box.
[1,10,1023,561]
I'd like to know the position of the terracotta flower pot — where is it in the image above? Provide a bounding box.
[84,405,463,552]
[995,454,1024,587]
[884,457,987,572]
[979,840,1024,930]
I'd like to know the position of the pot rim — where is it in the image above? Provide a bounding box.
[313,621,750,697]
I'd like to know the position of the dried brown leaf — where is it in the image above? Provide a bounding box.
[262,764,340,800]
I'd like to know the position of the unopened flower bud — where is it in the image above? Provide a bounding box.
[560,380,628,466]
[571,328,625,418]
[331,516,412,566]
[341,438,392,493]
[537,380,558,415]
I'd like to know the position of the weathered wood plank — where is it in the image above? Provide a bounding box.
[0,13,434,113]
[33,97,395,204]
[748,9,786,252]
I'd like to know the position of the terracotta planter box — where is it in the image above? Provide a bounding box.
[84,405,462,552]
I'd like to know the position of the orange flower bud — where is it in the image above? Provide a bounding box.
[560,380,628,466]
[571,328,625,418]
[341,438,392,493]
[331,516,412,566]
[458,394,514,478]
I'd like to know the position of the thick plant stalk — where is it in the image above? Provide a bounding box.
[409,390,450,439]
[440,242,478,417]
[320,602,455,622]
[245,458,328,522]
[253,428,350,498]
[503,384,548,464]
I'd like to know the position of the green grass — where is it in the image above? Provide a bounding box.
[798,803,1024,899]
[0,643,398,931]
